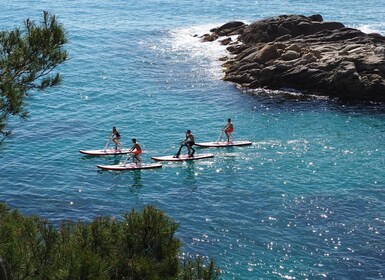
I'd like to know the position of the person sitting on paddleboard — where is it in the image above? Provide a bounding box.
[222,118,233,142]
[129,138,142,165]
[174,130,195,158]
[111,126,121,150]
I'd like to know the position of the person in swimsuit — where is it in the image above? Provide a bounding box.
[128,138,142,165]
[223,118,234,142]
[111,126,121,150]
[174,130,195,158]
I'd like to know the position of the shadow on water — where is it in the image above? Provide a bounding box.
[220,147,239,189]
[80,154,125,162]
[130,170,143,188]
[181,161,197,192]
[242,87,385,115]
[95,161,144,184]
[95,171,143,194]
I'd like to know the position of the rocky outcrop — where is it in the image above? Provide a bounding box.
[202,15,385,101]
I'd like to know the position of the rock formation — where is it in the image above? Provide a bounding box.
[202,15,385,101]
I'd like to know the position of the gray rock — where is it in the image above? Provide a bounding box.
[205,14,385,101]
[281,50,301,61]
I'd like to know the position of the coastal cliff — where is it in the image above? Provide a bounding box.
[202,15,385,101]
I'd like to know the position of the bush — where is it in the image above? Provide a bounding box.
[179,256,219,280]
[0,203,219,280]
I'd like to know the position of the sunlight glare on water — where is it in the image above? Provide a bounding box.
[1,0,385,279]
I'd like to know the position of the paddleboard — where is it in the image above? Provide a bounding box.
[195,141,252,147]
[79,149,131,156]
[97,162,162,171]
[151,153,214,162]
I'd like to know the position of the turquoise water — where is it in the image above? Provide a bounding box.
[1,1,385,278]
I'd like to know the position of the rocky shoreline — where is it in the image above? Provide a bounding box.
[201,15,385,102]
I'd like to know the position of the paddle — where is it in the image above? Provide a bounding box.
[104,135,123,151]
[215,131,223,143]
[173,139,186,158]
[220,130,235,142]
[122,152,132,166]
[103,137,112,151]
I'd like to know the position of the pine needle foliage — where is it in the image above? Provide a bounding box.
[0,203,219,280]
[179,256,220,280]
[0,11,68,141]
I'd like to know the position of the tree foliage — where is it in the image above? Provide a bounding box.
[0,11,68,141]
[0,203,220,280]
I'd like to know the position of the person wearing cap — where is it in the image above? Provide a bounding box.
[174,130,195,158]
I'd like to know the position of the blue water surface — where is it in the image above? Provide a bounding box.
[1,1,385,279]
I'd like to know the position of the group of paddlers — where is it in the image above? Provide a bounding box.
[110,118,234,164]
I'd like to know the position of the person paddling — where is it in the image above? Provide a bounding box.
[222,118,233,142]
[174,130,195,158]
[111,126,121,150]
[128,138,142,165]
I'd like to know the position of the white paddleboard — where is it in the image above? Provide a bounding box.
[151,153,214,162]
[195,141,252,147]
[97,162,162,171]
[79,149,131,156]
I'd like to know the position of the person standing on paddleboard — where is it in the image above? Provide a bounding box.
[223,118,234,142]
[128,138,142,165]
[111,126,121,150]
[174,130,195,158]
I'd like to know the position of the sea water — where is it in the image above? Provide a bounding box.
[1,1,385,279]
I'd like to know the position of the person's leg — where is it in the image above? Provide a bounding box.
[117,137,122,149]
[190,145,195,157]
[175,144,184,157]
[135,152,142,164]
[186,142,195,157]
[133,155,139,164]
[228,132,233,142]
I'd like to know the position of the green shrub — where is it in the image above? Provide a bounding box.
[0,203,219,280]
[179,256,220,280]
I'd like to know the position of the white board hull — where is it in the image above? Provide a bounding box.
[79,149,131,156]
[97,162,162,170]
[195,141,252,147]
[151,153,214,162]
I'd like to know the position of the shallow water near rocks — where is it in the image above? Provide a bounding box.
[1,1,385,278]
